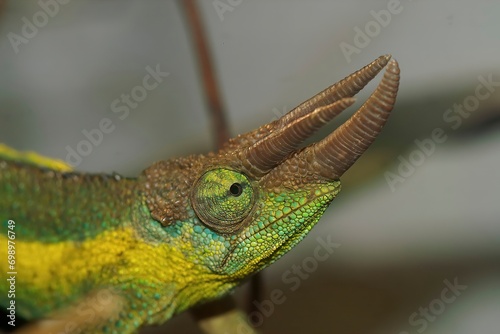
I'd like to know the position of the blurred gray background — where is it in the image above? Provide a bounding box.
[0,1,499,333]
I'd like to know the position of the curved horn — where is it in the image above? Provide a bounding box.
[243,98,356,177]
[279,54,392,126]
[308,58,400,179]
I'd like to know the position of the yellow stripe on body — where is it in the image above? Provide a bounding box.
[0,143,72,172]
[0,225,222,321]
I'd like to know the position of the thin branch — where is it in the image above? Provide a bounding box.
[180,0,230,148]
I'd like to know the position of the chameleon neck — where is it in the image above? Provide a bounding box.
[0,160,139,242]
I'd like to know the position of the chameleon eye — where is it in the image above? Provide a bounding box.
[192,169,255,234]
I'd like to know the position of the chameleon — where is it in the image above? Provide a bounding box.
[0,55,399,333]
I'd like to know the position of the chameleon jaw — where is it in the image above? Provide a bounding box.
[218,180,341,277]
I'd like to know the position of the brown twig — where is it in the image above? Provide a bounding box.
[180,0,230,148]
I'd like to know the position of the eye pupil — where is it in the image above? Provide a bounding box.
[229,183,243,196]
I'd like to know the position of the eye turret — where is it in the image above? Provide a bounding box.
[192,168,256,234]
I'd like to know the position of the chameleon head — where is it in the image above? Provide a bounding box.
[141,55,399,280]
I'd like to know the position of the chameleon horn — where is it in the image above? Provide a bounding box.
[242,55,393,178]
[244,98,356,177]
[279,54,392,125]
[307,58,400,179]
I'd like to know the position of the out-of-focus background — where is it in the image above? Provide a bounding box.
[1,1,499,333]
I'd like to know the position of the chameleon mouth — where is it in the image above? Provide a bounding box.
[222,189,338,276]
[252,192,336,268]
